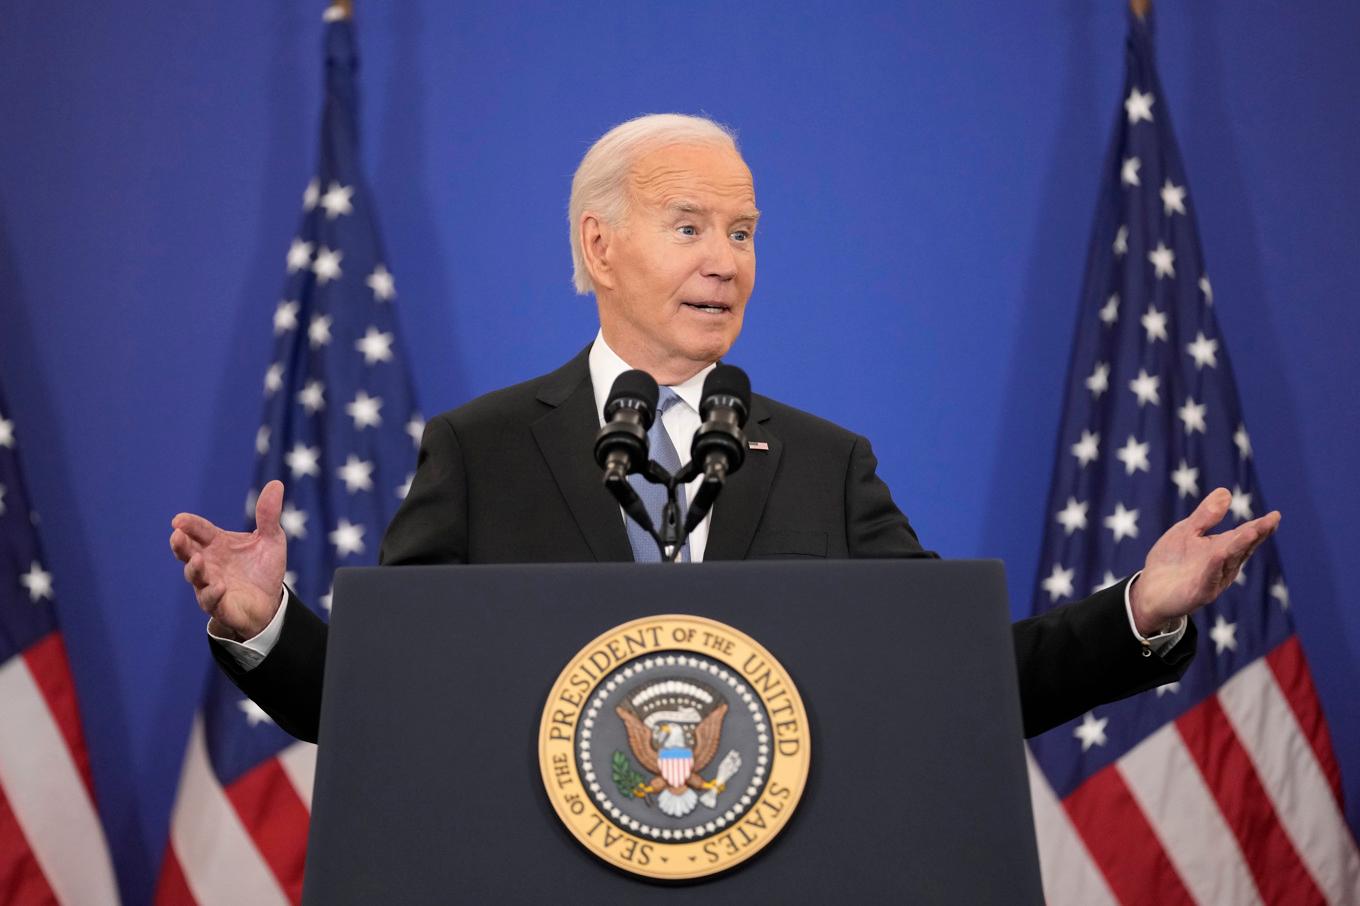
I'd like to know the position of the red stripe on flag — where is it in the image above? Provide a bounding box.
[225,757,310,905]
[22,632,97,802]
[0,781,60,906]
[1177,693,1327,905]
[154,844,198,906]
[1063,763,1195,905]
[1265,636,1345,806]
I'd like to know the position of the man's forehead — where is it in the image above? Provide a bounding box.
[628,143,757,210]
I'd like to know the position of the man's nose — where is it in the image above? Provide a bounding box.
[701,233,738,281]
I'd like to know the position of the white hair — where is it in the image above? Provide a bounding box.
[569,113,739,295]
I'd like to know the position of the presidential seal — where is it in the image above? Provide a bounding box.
[538,615,810,880]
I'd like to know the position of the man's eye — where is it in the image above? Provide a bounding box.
[730,230,750,242]
[678,225,697,236]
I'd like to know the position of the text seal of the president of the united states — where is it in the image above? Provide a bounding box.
[538,614,810,880]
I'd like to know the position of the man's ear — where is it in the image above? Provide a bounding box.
[580,213,616,292]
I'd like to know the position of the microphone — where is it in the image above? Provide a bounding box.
[595,370,660,534]
[683,365,751,532]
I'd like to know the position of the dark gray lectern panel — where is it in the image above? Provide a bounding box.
[304,561,1042,904]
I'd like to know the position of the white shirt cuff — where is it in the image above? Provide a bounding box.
[1123,570,1187,656]
[205,586,290,671]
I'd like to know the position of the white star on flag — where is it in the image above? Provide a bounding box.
[285,443,321,478]
[1148,242,1176,278]
[366,264,396,301]
[1199,274,1214,304]
[329,518,366,557]
[1270,579,1290,610]
[1210,614,1238,654]
[263,363,283,396]
[346,390,383,429]
[1093,571,1120,593]
[283,570,297,590]
[1074,712,1109,751]
[255,426,270,455]
[286,238,313,273]
[1086,362,1110,398]
[302,178,319,211]
[280,503,308,539]
[1116,435,1151,475]
[297,380,325,414]
[1178,397,1207,434]
[273,300,300,334]
[1071,430,1100,467]
[308,314,333,348]
[397,473,415,499]
[245,488,258,519]
[337,455,375,493]
[1141,305,1169,342]
[312,246,343,284]
[1234,424,1252,459]
[1121,156,1141,187]
[1124,86,1155,124]
[1155,682,1180,697]
[1186,331,1219,369]
[355,326,395,364]
[238,699,274,727]
[1160,180,1187,216]
[1171,459,1200,498]
[1099,293,1120,325]
[1129,369,1161,407]
[406,414,426,447]
[1235,566,1248,587]
[1230,486,1254,521]
[1112,227,1128,257]
[19,561,54,602]
[1055,497,1089,535]
[1104,503,1140,542]
[319,181,355,219]
[320,585,334,612]
[0,414,14,448]
[1042,563,1075,602]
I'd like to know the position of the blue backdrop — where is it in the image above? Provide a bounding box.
[1,3,1356,902]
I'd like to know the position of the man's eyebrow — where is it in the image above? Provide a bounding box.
[665,200,762,222]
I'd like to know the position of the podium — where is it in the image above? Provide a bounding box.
[302,560,1043,904]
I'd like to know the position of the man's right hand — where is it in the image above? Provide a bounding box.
[170,479,288,642]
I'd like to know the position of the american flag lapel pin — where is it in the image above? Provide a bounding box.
[748,441,769,451]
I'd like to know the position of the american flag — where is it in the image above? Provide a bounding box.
[0,389,121,903]
[156,14,420,904]
[1024,12,1360,905]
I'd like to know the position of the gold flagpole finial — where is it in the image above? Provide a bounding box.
[323,0,352,22]
[1129,0,1151,19]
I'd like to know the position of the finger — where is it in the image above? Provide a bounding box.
[1185,487,1232,534]
[255,480,286,540]
[184,553,209,590]
[169,529,200,563]
[1215,510,1281,556]
[172,512,220,546]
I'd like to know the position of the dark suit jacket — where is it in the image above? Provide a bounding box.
[214,346,1196,742]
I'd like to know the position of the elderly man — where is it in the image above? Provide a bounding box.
[170,114,1279,744]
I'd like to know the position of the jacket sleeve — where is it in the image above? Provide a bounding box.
[844,434,937,559]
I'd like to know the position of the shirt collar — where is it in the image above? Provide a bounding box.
[588,330,714,425]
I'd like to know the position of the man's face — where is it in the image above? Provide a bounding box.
[590,142,759,382]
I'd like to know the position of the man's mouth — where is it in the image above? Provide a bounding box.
[682,302,732,315]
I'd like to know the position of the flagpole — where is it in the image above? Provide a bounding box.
[1129,0,1150,19]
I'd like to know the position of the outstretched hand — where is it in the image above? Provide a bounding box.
[169,480,288,642]
[1131,487,1280,636]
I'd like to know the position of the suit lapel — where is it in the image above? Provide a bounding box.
[531,349,634,563]
[704,397,780,561]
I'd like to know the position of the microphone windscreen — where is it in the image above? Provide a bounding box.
[700,364,751,423]
[605,369,660,424]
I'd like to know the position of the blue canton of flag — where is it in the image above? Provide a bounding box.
[159,16,421,905]
[1023,13,1358,906]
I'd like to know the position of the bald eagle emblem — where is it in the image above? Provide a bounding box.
[613,678,742,818]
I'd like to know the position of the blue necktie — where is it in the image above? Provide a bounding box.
[626,388,689,562]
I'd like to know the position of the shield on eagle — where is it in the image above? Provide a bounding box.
[658,747,693,788]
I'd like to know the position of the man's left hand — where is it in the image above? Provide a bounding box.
[1131,487,1281,637]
